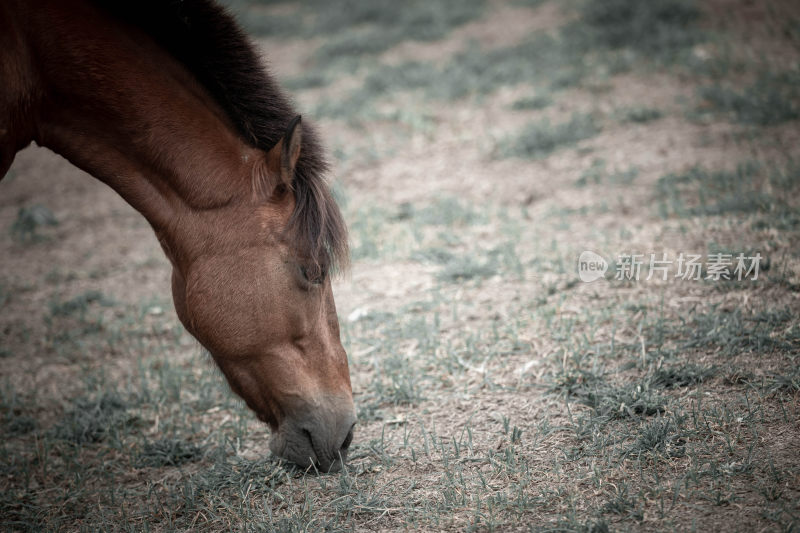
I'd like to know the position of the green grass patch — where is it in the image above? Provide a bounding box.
[409,246,456,265]
[576,159,638,187]
[627,415,687,457]
[619,106,664,123]
[651,363,716,388]
[498,113,600,158]
[578,380,668,419]
[149,449,288,527]
[190,459,283,496]
[51,392,140,444]
[0,282,9,310]
[431,37,586,99]
[768,367,800,394]
[553,368,671,420]
[282,71,331,91]
[230,0,486,60]
[307,0,706,120]
[223,1,305,37]
[581,0,703,60]
[49,290,113,318]
[1,384,37,437]
[4,413,37,436]
[601,485,641,519]
[698,71,800,126]
[422,242,523,283]
[136,437,207,468]
[315,0,485,51]
[512,93,553,110]
[10,205,58,243]
[620,306,797,361]
[751,210,800,231]
[436,255,497,282]
[314,0,486,62]
[681,308,798,357]
[514,0,548,7]
[407,196,483,227]
[656,161,800,218]
[311,32,587,119]
[365,350,427,410]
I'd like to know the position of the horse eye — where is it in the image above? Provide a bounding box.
[300,265,325,285]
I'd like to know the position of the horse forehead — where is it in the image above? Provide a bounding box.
[255,200,293,231]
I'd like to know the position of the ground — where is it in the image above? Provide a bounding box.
[1,0,799,531]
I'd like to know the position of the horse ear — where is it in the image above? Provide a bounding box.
[256,116,302,201]
[266,116,302,186]
[281,115,302,184]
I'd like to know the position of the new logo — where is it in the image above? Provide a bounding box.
[578,251,608,282]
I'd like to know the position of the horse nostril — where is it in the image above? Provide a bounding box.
[301,428,319,462]
[340,425,354,451]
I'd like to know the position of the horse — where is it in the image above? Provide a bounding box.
[0,0,355,472]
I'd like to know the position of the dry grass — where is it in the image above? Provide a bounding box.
[2,0,800,531]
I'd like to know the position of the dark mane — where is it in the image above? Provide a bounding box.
[92,0,348,272]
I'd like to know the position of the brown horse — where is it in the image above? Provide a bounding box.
[0,0,355,472]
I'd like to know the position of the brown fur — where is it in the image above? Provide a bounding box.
[91,0,348,274]
[0,0,355,471]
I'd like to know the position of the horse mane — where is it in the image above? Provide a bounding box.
[91,0,348,273]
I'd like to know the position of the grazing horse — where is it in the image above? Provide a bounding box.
[0,0,355,472]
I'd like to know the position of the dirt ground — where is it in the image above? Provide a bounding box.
[2,0,799,531]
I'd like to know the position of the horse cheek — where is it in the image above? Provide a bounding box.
[184,258,260,358]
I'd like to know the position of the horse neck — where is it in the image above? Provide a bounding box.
[21,0,262,269]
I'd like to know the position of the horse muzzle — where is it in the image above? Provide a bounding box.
[269,400,356,473]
